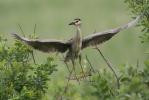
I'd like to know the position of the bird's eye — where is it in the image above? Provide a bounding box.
[75,20,79,23]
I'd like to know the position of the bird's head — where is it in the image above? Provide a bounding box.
[69,18,82,26]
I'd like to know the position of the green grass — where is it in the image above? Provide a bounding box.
[0,0,147,98]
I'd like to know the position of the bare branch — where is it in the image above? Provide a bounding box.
[136,59,139,74]
[94,46,120,89]
[17,23,25,37]
[86,55,100,74]
[17,23,36,64]
[29,51,36,64]
[118,74,123,80]
[93,30,96,34]
[110,90,115,97]
[34,23,36,34]
[63,68,73,93]
[80,82,89,91]
[66,73,92,80]
[60,64,73,100]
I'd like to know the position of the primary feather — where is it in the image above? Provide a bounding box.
[11,31,71,53]
[82,14,142,49]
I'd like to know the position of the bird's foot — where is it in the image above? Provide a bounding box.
[75,75,80,84]
[80,70,87,77]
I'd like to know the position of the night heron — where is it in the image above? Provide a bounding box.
[11,15,142,81]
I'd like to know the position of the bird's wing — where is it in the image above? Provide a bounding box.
[11,31,71,53]
[82,14,142,49]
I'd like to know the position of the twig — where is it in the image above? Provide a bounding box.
[59,54,74,100]
[17,23,25,37]
[136,59,139,74]
[60,65,73,100]
[80,82,89,92]
[110,90,114,97]
[79,56,100,91]
[63,68,73,93]
[86,55,100,74]
[34,23,36,34]
[29,51,36,64]
[94,46,120,89]
[118,74,123,80]
[93,30,96,34]
[17,23,36,64]
[87,53,117,96]
[66,73,92,80]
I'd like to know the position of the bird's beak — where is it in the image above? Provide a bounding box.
[69,21,75,25]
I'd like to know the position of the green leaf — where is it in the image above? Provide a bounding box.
[145,60,149,67]
[100,80,107,88]
[121,77,131,82]
[91,91,100,96]
[47,57,54,61]
[103,94,111,99]
[55,52,59,57]
[101,86,109,93]
[90,83,98,89]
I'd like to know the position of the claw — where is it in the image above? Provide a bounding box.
[80,70,87,77]
[75,75,80,84]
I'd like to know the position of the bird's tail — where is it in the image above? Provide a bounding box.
[64,55,70,62]
[64,51,71,62]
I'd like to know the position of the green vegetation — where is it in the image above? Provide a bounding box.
[0,34,57,99]
[0,0,149,100]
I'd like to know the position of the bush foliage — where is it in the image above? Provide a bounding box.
[0,34,57,99]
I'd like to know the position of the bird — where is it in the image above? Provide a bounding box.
[11,14,142,82]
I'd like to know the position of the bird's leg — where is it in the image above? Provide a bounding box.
[79,55,86,76]
[72,60,80,83]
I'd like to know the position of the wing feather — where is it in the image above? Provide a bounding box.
[11,31,70,53]
[82,14,142,49]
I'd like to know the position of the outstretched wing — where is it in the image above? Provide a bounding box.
[12,31,71,53]
[82,14,142,49]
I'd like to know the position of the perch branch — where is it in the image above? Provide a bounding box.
[66,73,92,80]
[94,46,121,89]
[86,55,100,75]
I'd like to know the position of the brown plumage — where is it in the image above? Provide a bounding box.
[12,15,142,81]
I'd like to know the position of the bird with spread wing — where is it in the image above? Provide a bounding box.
[12,14,142,82]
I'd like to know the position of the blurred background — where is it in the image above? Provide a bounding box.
[0,0,147,94]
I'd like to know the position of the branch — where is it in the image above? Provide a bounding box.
[63,68,73,93]
[17,23,25,37]
[65,73,92,80]
[94,46,121,89]
[86,54,116,96]
[136,59,139,74]
[59,57,73,100]
[29,50,36,64]
[86,55,100,75]
[34,23,36,34]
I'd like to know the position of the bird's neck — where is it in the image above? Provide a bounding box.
[76,25,82,38]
